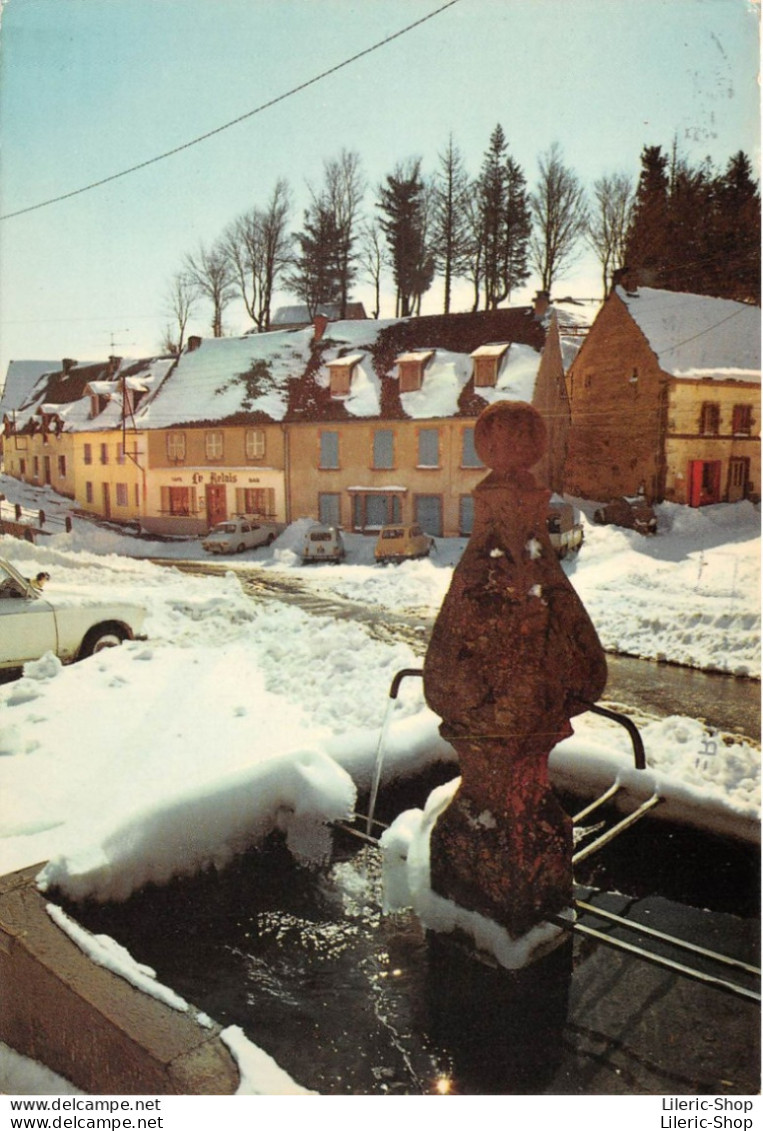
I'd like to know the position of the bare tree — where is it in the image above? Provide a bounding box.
[184,240,236,338]
[587,172,635,296]
[163,270,197,355]
[431,134,472,313]
[257,179,292,331]
[530,143,589,292]
[359,218,385,319]
[226,181,292,332]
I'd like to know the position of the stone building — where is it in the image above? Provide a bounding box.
[565,287,760,505]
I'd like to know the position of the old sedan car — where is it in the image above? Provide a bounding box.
[374,523,434,563]
[593,495,658,535]
[302,524,346,564]
[201,518,278,554]
[0,558,146,672]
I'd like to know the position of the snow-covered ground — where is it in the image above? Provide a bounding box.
[0,473,759,888]
[0,472,759,1093]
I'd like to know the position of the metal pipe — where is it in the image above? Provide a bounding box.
[582,702,646,769]
[574,898,762,977]
[572,795,662,863]
[389,668,424,700]
[572,781,622,824]
[547,913,761,1004]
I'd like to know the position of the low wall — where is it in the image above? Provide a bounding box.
[0,865,239,1095]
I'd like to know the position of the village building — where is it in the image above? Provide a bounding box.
[284,300,572,537]
[0,299,579,539]
[564,286,760,506]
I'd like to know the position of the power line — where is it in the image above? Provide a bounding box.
[0,0,461,222]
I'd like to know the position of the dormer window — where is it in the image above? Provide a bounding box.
[90,394,108,418]
[471,343,509,388]
[86,381,113,419]
[396,351,434,393]
[328,354,364,399]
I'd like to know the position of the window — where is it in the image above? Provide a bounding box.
[328,355,362,399]
[117,444,126,465]
[116,483,129,507]
[373,429,394,469]
[418,428,439,468]
[134,484,140,507]
[236,487,276,518]
[205,430,224,460]
[732,404,753,436]
[471,344,508,389]
[167,487,192,516]
[474,356,497,388]
[351,492,402,530]
[461,427,484,468]
[57,455,67,478]
[83,444,92,465]
[398,361,422,393]
[319,493,341,526]
[100,443,109,465]
[320,431,339,469]
[19,459,26,476]
[167,431,186,461]
[396,351,433,393]
[33,457,39,479]
[246,429,266,459]
[700,402,720,435]
[414,494,443,537]
[85,482,94,503]
[459,495,475,535]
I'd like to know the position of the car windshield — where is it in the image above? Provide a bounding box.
[0,562,30,599]
[212,524,236,534]
[310,532,332,542]
[382,528,404,539]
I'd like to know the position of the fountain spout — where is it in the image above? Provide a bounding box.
[422,400,607,941]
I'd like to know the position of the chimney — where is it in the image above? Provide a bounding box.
[107,355,122,376]
[313,314,329,344]
[532,290,551,320]
[186,335,202,353]
[61,358,78,374]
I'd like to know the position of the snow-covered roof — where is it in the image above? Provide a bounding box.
[616,287,761,382]
[6,308,560,433]
[471,343,509,359]
[0,361,58,416]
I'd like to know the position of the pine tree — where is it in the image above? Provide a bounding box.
[624,144,670,284]
[377,159,433,317]
[287,204,343,318]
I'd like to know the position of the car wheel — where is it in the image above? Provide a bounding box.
[266,533,275,545]
[80,623,127,658]
[237,543,246,553]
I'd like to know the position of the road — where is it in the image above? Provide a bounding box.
[153,558,761,744]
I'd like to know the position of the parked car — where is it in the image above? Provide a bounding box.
[302,524,346,564]
[202,518,278,554]
[0,558,146,672]
[593,496,658,535]
[546,499,584,558]
[375,523,434,563]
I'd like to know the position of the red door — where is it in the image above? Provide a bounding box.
[206,484,227,528]
[688,460,721,507]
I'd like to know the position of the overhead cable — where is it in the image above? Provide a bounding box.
[0,0,461,222]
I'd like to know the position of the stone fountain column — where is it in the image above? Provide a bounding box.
[423,400,607,940]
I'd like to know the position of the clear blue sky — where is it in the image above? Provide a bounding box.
[0,0,759,377]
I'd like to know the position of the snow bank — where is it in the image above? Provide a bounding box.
[38,750,356,903]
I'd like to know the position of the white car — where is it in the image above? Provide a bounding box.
[302,524,346,564]
[0,558,146,672]
[201,519,278,554]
